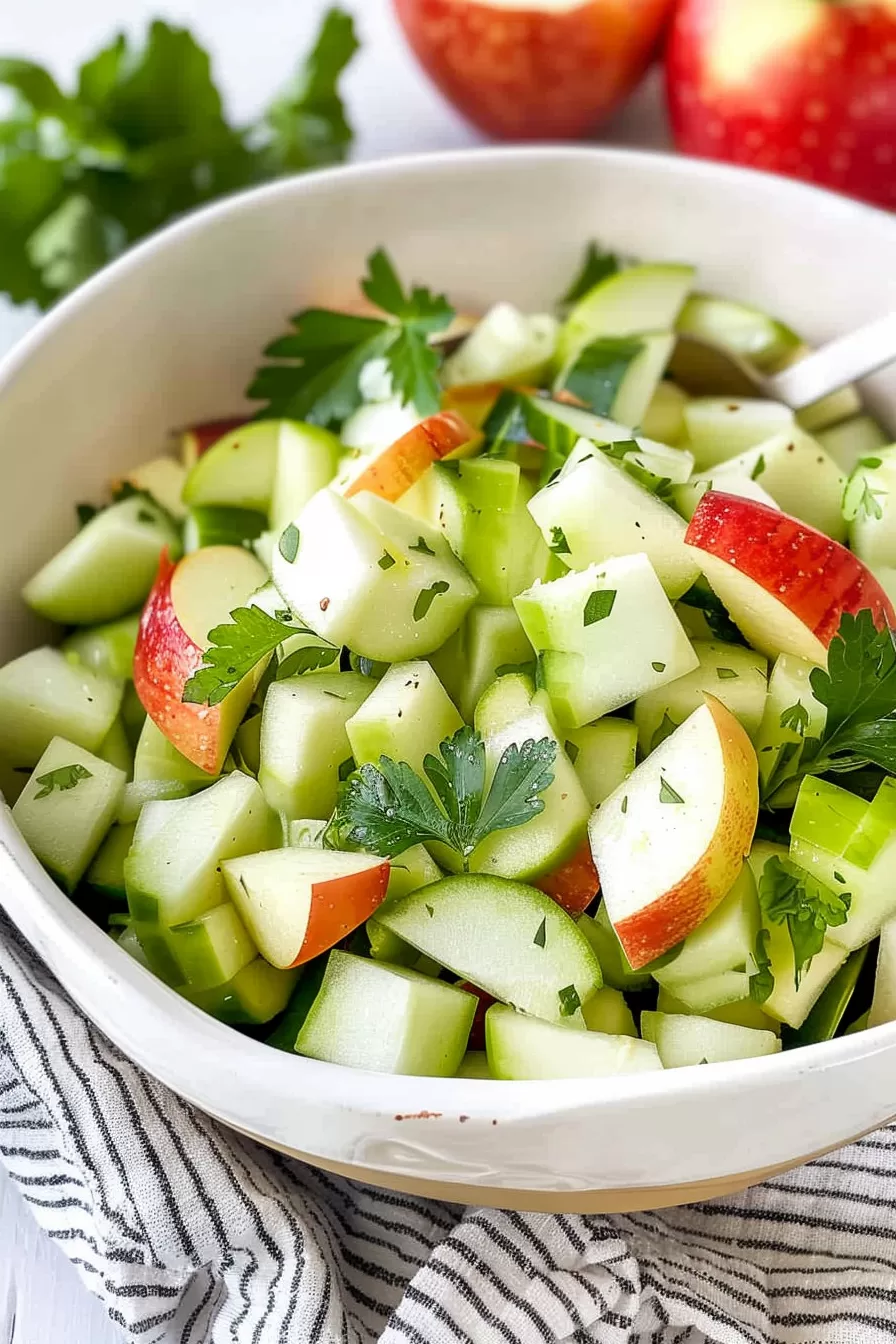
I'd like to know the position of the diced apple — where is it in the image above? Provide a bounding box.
[633,639,768,756]
[684,491,895,663]
[346,660,462,778]
[268,422,341,533]
[589,699,759,969]
[563,719,637,808]
[341,410,480,502]
[133,546,268,773]
[535,837,600,917]
[182,420,321,514]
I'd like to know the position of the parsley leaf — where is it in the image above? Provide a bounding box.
[482,389,533,458]
[33,762,93,798]
[584,589,616,625]
[749,927,775,1004]
[413,580,450,622]
[659,777,685,805]
[843,461,888,523]
[758,855,851,989]
[558,336,644,417]
[275,643,340,679]
[259,8,358,174]
[650,712,679,754]
[549,526,571,556]
[561,241,620,307]
[780,701,810,736]
[279,523,300,562]
[328,724,557,868]
[533,917,547,948]
[558,984,581,1017]
[182,606,313,706]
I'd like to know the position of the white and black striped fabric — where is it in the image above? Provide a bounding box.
[3,912,896,1344]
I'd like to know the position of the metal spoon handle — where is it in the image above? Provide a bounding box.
[764,312,896,410]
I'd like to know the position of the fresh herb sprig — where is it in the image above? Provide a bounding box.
[326,724,557,869]
[33,763,93,798]
[182,605,335,706]
[560,241,620,308]
[758,855,851,989]
[556,336,644,417]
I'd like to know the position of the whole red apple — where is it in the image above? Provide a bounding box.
[667,0,896,209]
[393,0,676,140]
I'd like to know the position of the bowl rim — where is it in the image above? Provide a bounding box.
[3,142,896,1125]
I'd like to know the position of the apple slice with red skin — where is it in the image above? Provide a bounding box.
[536,837,600,917]
[342,410,481,502]
[222,848,391,968]
[134,545,268,774]
[394,0,675,140]
[685,491,896,663]
[589,698,759,969]
[179,417,246,470]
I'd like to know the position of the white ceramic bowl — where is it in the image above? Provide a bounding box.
[3,147,896,1214]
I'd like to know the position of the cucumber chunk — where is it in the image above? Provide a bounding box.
[563,718,637,807]
[557,263,694,374]
[385,844,442,899]
[116,779,195,823]
[816,414,889,472]
[272,488,478,662]
[515,555,698,730]
[633,639,768,755]
[117,455,187,520]
[430,605,534,723]
[86,821,136,901]
[13,737,126,893]
[485,1004,661,1080]
[184,956,299,1026]
[656,986,779,1035]
[374,873,601,1025]
[455,1051,492,1079]
[581,986,638,1037]
[755,653,826,804]
[133,716,218,788]
[675,294,800,373]
[23,496,182,625]
[295,950,476,1076]
[124,770,277,926]
[652,865,760,1000]
[442,303,559,387]
[346,660,462,778]
[527,398,695,484]
[0,647,123,766]
[62,612,140,681]
[97,717,133,777]
[789,946,868,1045]
[683,397,795,470]
[269,422,341,534]
[167,901,257,990]
[641,380,689,446]
[640,1011,780,1068]
[578,905,652,992]
[259,671,374,819]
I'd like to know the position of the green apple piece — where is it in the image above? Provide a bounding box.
[578,905,652,992]
[295,950,476,1076]
[258,671,374,820]
[182,419,284,513]
[486,1003,661,1080]
[515,555,698,730]
[790,775,896,951]
[116,779,195,823]
[816,415,889,472]
[675,294,801,373]
[683,397,795,470]
[528,439,700,600]
[789,946,868,1045]
[346,660,462,778]
[165,900,257,991]
[528,398,694,485]
[869,917,896,1028]
[62,612,140,681]
[442,303,559,387]
[640,1011,780,1068]
[184,956,299,1026]
[23,495,182,626]
[556,262,694,374]
[641,380,689,447]
[97,717,133,777]
[468,673,590,881]
[455,1051,492,1079]
[0,647,123,768]
[656,986,780,1035]
[694,428,847,541]
[563,718,637,807]
[269,422,341,534]
[272,488,477,662]
[133,715,218,788]
[12,737,126,893]
[652,865,760,994]
[843,446,896,568]
[670,475,781,524]
[755,653,826,803]
[430,605,534,723]
[581,986,637,1037]
[183,506,267,553]
[557,331,676,428]
[86,820,136,901]
[374,873,601,1025]
[124,770,277,927]
[633,639,768,755]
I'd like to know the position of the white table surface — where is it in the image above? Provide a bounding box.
[0,2,668,1339]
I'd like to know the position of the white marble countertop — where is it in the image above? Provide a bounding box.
[0,2,668,1338]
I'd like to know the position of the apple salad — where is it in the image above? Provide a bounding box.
[5,245,896,1080]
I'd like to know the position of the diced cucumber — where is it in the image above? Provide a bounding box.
[374,873,601,1025]
[578,905,652,992]
[633,639,768,755]
[485,1004,661,1080]
[296,950,476,1076]
[86,821,136,901]
[675,294,800,373]
[0,647,123,767]
[528,398,695,484]
[430,605,534,723]
[652,865,760,996]
[581,986,637,1037]
[181,419,283,513]
[97,717,133,777]
[259,671,374,819]
[556,263,694,374]
[133,716,217,788]
[265,958,327,1050]
[755,653,826,803]
[183,506,267,552]
[641,380,689,446]
[286,817,326,847]
[515,555,698,730]
[456,1051,492,1079]
[117,455,187,521]
[13,737,126,893]
[346,660,462,778]
[869,917,896,1028]
[366,918,441,976]
[385,844,442,899]
[23,496,182,625]
[62,612,140,681]
[656,986,779,1035]
[167,901,257,990]
[442,304,559,387]
[124,770,277,926]
[272,488,477,662]
[641,1011,780,1068]
[817,414,889,472]
[683,398,795,470]
[527,441,700,600]
[563,719,637,807]
[184,956,299,1026]
[789,946,868,1045]
[341,398,421,455]
[844,446,896,567]
[469,674,590,881]
[761,917,849,1029]
[269,422,340,533]
[116,779,195,823]
[659,969,753,1014]
[117,922,151,969]
[604,331,678,429]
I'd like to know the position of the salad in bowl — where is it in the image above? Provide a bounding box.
[4,240,896,1085]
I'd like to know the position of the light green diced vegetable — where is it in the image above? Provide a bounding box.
[0,647,123,767]
[675,293,800,373]
[62,612,140,681]
[656,986,780,1035]
[443,303,558,387]
[430,605,534,723]
[556,262,694,375]
[563,718,637,807]
[640,380,689,446]
[167,901,257,991]
[86,820,136,900]
[346,660,462,778]
[580,986,637,1037]
[755,653,826,804]
[816,415,889,472]
[869,917,896,1029]
[640,1011,780,1068]
[633,639,768,755]
[843,446,896,568]
[486,1003,661,1079]
[652,865,760,998]
[683,397,794,470]
[133,716,217,788]
[183,957,299,1026]
[578,905,652,992]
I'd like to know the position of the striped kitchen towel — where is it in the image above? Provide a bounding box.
[2,911,896,1344]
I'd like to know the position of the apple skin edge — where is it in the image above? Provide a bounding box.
[666,0,896,210]
[613,698,759,970]
[288,865,391,968]
[393,0,676,140]
[343,410,480,501]
[536,837,600,917]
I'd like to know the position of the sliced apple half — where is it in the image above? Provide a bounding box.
[134,545,267,773]
[341,410,480,502]
[223,848,390,968]
[685,491,896,663]
[179,417,247,470]
[589,698,759,969]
